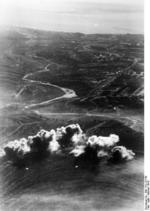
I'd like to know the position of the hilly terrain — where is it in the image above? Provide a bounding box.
[0,27,144,109]
[0,27,144,211]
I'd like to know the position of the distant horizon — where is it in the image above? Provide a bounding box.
[0,24,144,35]
[0,0,144,34]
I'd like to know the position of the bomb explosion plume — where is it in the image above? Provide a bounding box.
[0,124,135,166]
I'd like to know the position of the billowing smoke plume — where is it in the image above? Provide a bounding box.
[0,124,135,166]
[109,146,135,162]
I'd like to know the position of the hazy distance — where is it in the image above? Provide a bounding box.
[0,0,144,34]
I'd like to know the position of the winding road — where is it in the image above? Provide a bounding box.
[16,64,77,109]
[13,60,143,133]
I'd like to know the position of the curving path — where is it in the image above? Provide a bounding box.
[16,64,77,109]
[12,59,143,133]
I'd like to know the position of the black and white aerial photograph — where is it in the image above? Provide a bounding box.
[0,0,144,210]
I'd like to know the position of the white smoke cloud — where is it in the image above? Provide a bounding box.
[0,148,6,158]
[110,146,135,162]
[97,150,109,158]
[70,145,86,157]
[0,123,135,166]
[87,134,119,148]
[71,133,87,146]
[4,138,31,161]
